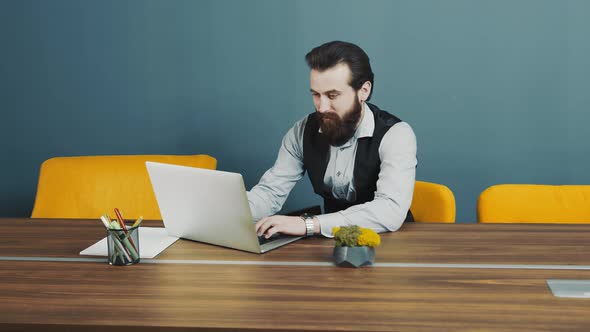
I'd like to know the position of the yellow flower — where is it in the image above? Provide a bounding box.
[357,228,381,247]
[333,226,381,247]
[332,227,341,235]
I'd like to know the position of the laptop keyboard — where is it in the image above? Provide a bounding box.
[258,233,289,245]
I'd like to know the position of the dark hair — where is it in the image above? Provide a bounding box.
[305,41,374,100]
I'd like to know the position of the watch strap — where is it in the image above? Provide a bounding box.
[301,214,315,237]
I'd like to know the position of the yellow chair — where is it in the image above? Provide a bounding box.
[477,184,590,223]
[410,181,456,223]
[31,155,217,220]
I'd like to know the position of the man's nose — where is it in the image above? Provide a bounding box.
[318,96,331,113]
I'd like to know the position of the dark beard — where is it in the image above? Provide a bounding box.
[318,98,363,146]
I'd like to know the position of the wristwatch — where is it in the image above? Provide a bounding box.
[300,213,315,237]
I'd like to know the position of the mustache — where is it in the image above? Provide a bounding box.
[318,112,359,128]
[317,112,339,122]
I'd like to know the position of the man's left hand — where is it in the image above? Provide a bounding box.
[255,215,306,238]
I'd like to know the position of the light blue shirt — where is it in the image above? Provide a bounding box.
[247,102,417,237]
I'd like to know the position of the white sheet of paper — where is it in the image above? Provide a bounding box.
[547,280,590,298]
[80,227,179,259]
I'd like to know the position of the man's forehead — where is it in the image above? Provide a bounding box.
[310,63,352,92]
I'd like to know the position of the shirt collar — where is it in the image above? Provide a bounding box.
[356,102,374,139]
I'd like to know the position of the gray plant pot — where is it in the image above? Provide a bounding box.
[333,246,375,268]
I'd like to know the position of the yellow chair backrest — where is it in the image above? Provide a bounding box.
[477,184,590,223]
[410,181,456,223]
[31,155,217,220]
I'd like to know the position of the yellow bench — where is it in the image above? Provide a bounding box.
[478,184,590,223]
[411,181,456,223]
[31,155,216,220]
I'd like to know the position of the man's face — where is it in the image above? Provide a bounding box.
[310,63,363,146]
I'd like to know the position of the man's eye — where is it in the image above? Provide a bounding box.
[328,94,338,100]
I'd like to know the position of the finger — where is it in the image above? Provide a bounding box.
[256,217,274,234]
[255,218,268,233]
[264,225,280,238]
[257,218,274,236]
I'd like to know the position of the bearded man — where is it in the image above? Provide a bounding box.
[250,41,417,239]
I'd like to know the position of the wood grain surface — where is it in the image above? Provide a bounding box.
[2,218,590,331]
[1,218,589,265]
[1,261,589,332]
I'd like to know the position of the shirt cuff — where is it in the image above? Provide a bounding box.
[316,213,344,238]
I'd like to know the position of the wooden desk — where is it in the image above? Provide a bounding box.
[2,218,589,265]
[1,218,590,331]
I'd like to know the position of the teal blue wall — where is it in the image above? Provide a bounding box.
[1,0,589,221]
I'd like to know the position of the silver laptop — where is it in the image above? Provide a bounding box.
[145,161,303,253]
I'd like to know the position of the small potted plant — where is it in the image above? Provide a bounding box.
[332,226,381,268]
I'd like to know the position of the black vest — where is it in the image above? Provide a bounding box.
[302,103,414,222]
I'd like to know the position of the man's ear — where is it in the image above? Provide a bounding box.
[358,81,372,102]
